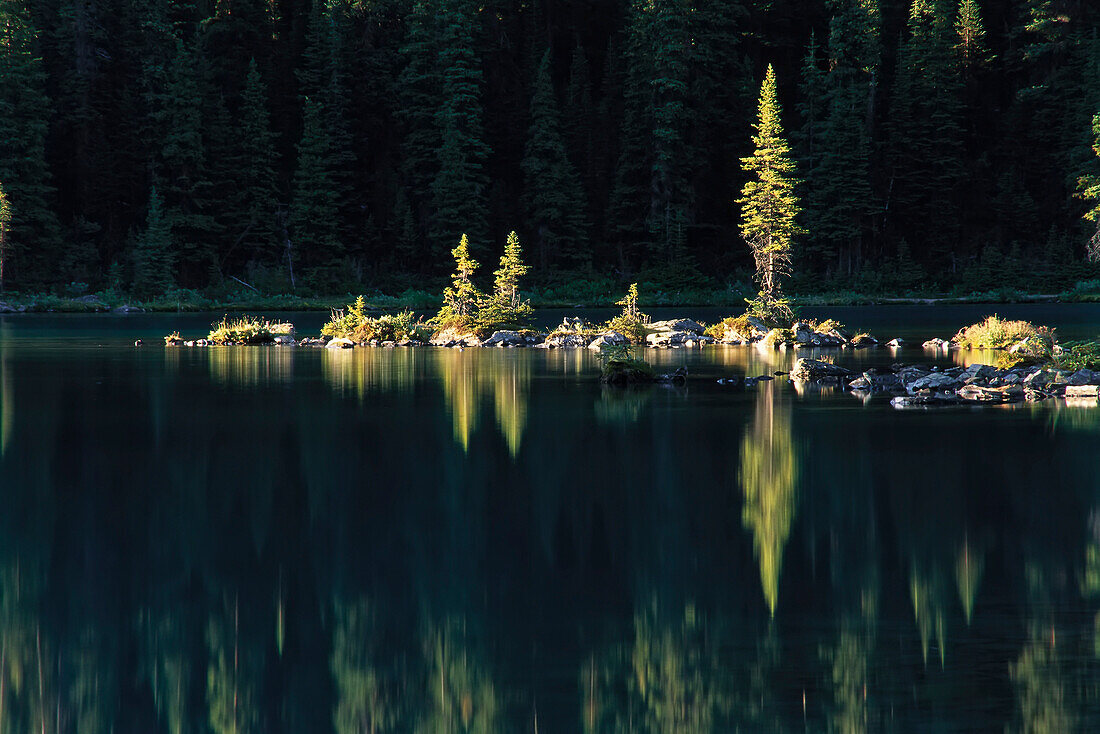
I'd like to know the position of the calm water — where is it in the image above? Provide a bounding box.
[2,305,1100,733]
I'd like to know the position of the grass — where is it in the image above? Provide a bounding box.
[322,296,432,342]
[207,315,293,344]
[952,315,1053,350]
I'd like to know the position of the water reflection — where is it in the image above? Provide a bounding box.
[740,383,798,616]
[208,345,296,387]
[2,328,1100,730]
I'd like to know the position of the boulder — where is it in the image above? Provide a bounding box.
[1066,385,1100,399]
[326,337,355,349]
[1065,369,1099,386]
[922,338,949,349]
[113,304,143,314]
[587,331,629,350]
[848,376,872,391]
[957,384,1023,403]
[810,331,846,347]
[273,335,296,346]
[897,367,931,388]
[540,332,590,348]
[646,330,714,348]
[558,316,585,332]
[790,358,853,382]
[962,363,999,380]
[481,330,526,347]
[745,315,770,333]
[906,372,959,393]
[849,334,878,348]
[886,338,905,348]
[792,322,813,344]
[430,328,481,347]
[648,318,705,334]
[1023,368,1054,387]
[655,366,689,384]
[891,394,958,408]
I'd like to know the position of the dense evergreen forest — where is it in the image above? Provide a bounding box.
[3,0,1100,297]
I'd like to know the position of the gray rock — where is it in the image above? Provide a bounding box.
[587,331,629,350]
[848,376,872,391]
[541,332,589,348]
[922,338,950,349]
[957,384,1023,403]
[793,322,813,343]
[891,394,958,408]
[907,372,959,393]
[1065,369,1099,386]
[646,330,714,348]
[648,318,704,334]
[886,338,905,348]
[326,337,355,349]
[1066,385,1100,399]
[745,315,769,333]
[430,328,481,347]
[962,363,999,380]
[849,334,878,348]
[481,330,526,347]
[273,335,296,345]
[1023,368,1054,387]
[790,358,853,382]
[113,304,143,314]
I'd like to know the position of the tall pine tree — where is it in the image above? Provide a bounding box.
[290,97,342,274]
[739,65,801,310]
[521,50,588,270]
[0,0,63,285]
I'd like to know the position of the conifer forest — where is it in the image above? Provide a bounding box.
[4,0,1100,297]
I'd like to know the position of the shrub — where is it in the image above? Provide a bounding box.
[322,296,431,342]
[744,294,797,326]
[208,316,292,344]
[598,344,655,384]
[953,315,1052,350]
[705,314,756,340]
[1056,341,1100,372]
[605,283,650,343]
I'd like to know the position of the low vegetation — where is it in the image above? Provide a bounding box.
[952,315,1054,350]
[1055,341,1100,371]
[207,316,293,344]
[322,296,431,342]
[598,344,655,384]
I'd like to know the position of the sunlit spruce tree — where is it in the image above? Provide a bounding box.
[435,233,483,329]
[522,51,588,270]
[479,231,533,328]
[132,186,175,297]
[1079,113,1100,263]
[738,65,801,317]
[0,0,63,285]
[0,181,10,291]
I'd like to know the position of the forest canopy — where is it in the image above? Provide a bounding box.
[1,0,1100,296]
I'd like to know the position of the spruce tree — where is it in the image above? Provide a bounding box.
[435,233,483,329]
[430,0,490,260]
[888,0,965,267]
[290,97,342,272]
[0,181,10,291]
[0,0,63,285]
[479,230,533,328]
[236,59,280,265]
[132,186,176,297]
[521,51,589,270]
[1078,113,1100,262]
[738,65,801,310]
[955,0,988,68]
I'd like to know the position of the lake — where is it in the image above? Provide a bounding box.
[1,304,1099,732]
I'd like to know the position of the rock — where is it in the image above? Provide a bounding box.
[273,335,296,345]
[849,376,872,391]
[1066,385,1100,399]
[558,316,585,332]
[886,338,904,348]
[326,337,355,349]
[113,304,143,314]
[897,366,930,388]
[745,315,769,333]
[430,328,481,347]
[922,338,950,349]
[1009,335,1050,357]
[1025,387,1053,401]
[648,318,705,334]
[849,334,878,348]
[655,366,689,384]
[540,332,590,348]
[134,339,143,346]
[0,302,17,313]
[957,384,1023,403]
[793,322,813,343]
[646,330,714,348]
[1023,368,1054,387]
[891,394,958,408]
[587,331,628,350]
[810,332,846,347]
[906,372,959,393]
[863,370,901,390]
[164,335,183,347]
[790,358,854,382]
[481,330,526,347]
[962,363,999,380]
[1065,369,1099,386]
[760,328,793,348]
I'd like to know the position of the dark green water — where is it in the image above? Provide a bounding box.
[2,306,1100,733]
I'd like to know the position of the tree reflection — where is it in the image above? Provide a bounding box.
[331,598,398,734]
[740,384,798,615]
[417,620,499,734]
[437,351,529,456]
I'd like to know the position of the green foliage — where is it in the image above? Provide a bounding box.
[704,314,756,340]
[598,344,655,384]
[207,315,292,344]
[476,231,533,330]
[132,187,176,298]
[234,59,281,265]
[605,283,650,343]
[291,97,342,271]
[739,65,801,309]
[953,315,1052,350]
[432,233,484,331]
[1078,113,1100,263]
[1055,341,1100,371]
[744,293,797,325]
[522,51,589,269]
[0,180,10,289]
[322,295,431,342]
